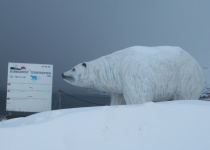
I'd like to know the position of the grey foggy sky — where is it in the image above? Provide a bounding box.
[0,0,210,93]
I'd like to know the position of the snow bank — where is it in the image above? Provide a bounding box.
[0,100,210,150]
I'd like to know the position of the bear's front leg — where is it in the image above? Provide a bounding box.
[123,84,154,104]
[110,93,126,105]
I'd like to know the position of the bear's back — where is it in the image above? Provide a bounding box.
[113,46,183,59]
[104,46,187,69]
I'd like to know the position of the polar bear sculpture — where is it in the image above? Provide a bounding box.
[62,46,204,105]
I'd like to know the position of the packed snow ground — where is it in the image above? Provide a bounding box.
[0,100,210,150]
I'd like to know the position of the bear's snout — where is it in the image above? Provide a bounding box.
[62,73,69,79]
[62,73,75,81]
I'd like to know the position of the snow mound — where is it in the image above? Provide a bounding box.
[0,100,210,150]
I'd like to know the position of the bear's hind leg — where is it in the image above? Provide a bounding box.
[174,66,204,100]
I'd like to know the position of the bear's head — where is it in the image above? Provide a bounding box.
[62,62,92,87]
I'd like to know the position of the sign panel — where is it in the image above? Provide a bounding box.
[6,63,53,112]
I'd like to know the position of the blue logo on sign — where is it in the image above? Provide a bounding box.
[30,75,38,81]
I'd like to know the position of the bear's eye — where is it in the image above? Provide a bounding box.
[82,63,86,68]
[72,68,76,71]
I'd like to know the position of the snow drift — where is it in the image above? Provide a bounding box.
[0,100,210,150]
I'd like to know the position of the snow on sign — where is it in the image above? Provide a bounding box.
[6,62,53,112]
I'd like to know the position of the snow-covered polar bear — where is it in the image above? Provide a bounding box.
[62,46,204,105]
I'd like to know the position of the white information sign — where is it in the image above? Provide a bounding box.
[6,62,53,112]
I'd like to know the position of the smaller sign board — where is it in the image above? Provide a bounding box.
[6,62,53,112]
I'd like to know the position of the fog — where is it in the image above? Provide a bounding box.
[1,0,210,94]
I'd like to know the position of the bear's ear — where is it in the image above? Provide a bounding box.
[82,62,87,68]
